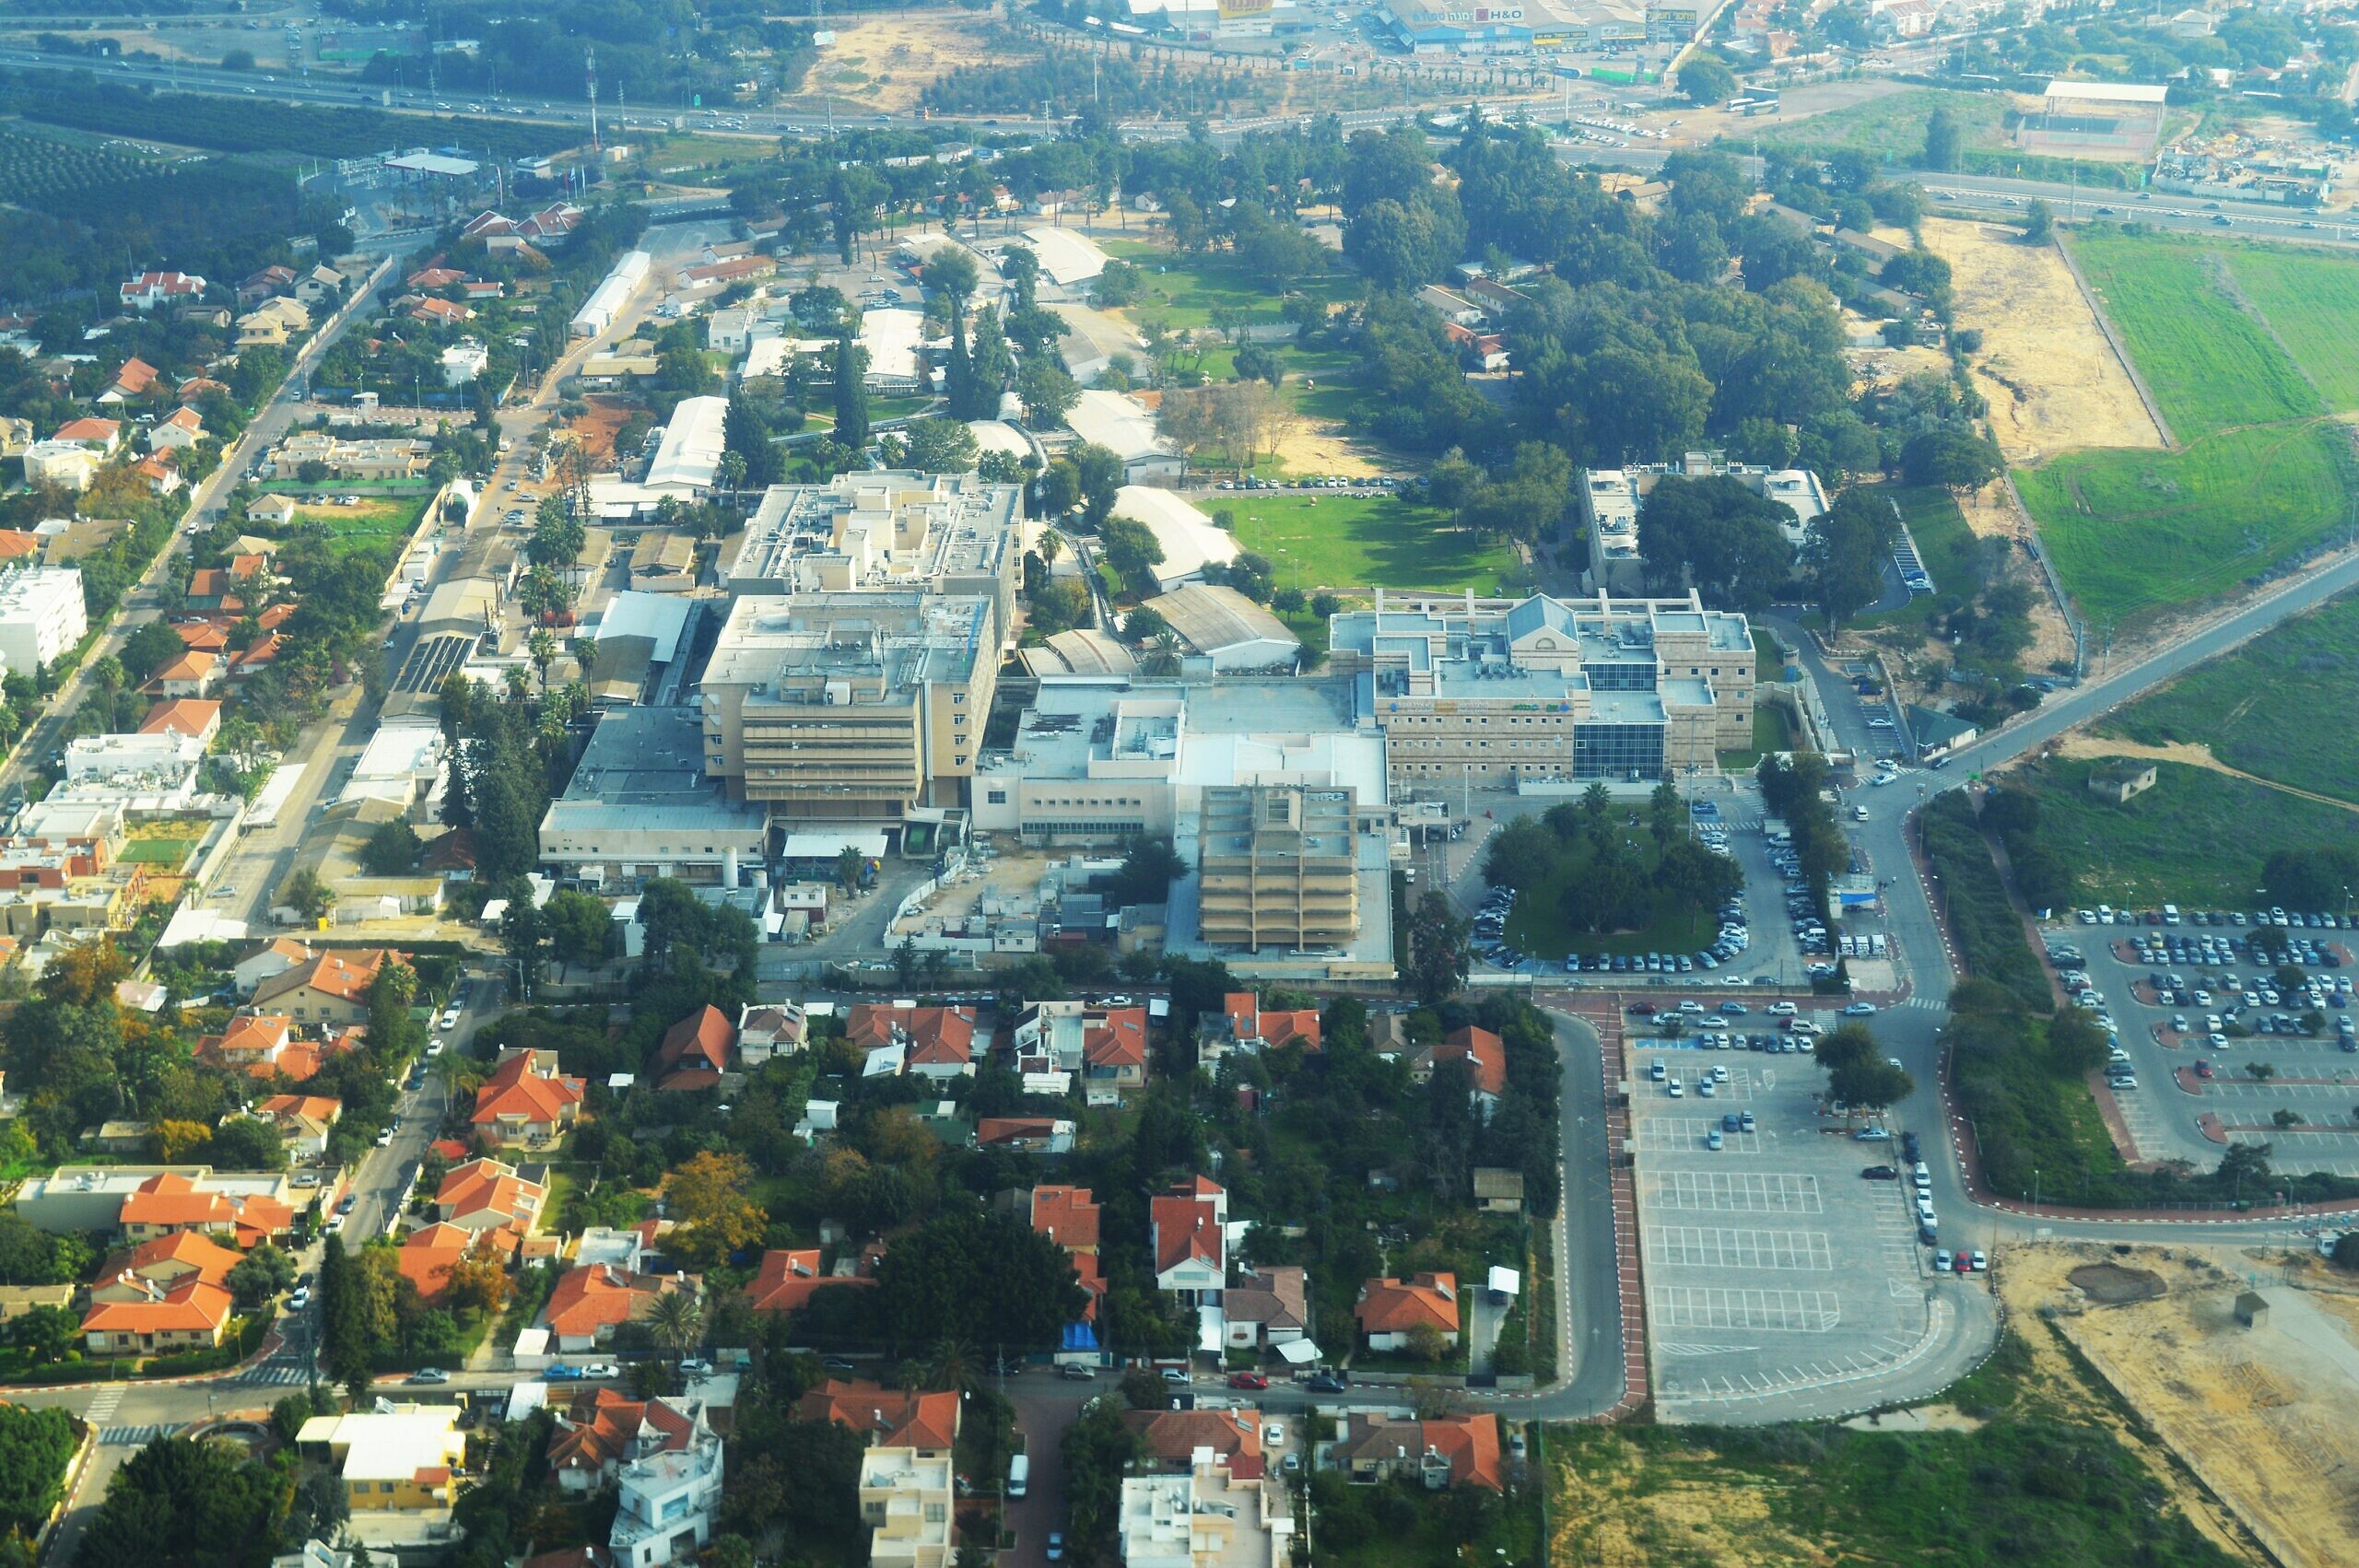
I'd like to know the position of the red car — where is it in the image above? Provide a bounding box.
[1952,1253,1973,1273]
[1227,1372,1270,1390]
[2194,1059,2214,1078]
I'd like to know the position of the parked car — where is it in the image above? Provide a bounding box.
[409,1367,451,1384]
[1861,1165,1898,1180]
[678,1358,714,1376]
[1060,1363,1096,1381]
[1227,1372,1269,1390]
[1304,1372,1349,1393]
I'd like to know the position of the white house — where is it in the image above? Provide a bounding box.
[609,1433,724,1568]
[440,338,490,388]
[21,442,98,493]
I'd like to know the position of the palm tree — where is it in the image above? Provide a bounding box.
[646,1287,706,1360]
[1142,631,1182,676]
[526,627,558,694]
[1038,528,1063,570]
[503,664,532,703]
[928,1338,980,1394]
[836,845,867,896]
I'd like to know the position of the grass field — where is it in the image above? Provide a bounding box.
[1221,493,1524,593]
[1718,703,1795,772]
[1853,485,1986,632]
[1101,238,1359,330]
[119,837,201,868]
[290,496,430,556]
[2098,588,2359,806]
[2013,422,2353,628]
[1759,86,2010,158]
[1503,835,1719,963]
[2065,230,2321,439]
[2010,755,2359,907]
[2219,247,2359,412]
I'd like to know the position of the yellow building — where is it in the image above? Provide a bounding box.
[1196,785,1360,954]
[858,1447,953,1568]
[297,1408,466,1512]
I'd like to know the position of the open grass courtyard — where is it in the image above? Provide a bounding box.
[1219,492,1526,594]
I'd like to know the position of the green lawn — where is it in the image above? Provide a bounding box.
[2220,246,2359,412]
[2097,588,2359,807]
[1853,485,1985,631]
[1718,703,1794,773]
[1219,492,1525,593]
[1504,845,1718,963]
[1101,237,1359,330]
[2011,755,2359,907]
[2012,421,2353,628]
[2064,230,2321,438]
[119,837,201,867]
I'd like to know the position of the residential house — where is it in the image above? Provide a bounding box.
[52,417,122,453]
[472,1049,586,1145]
[249,494,300,527]
[796,1380,960,1457]
[550,1387,710,1493]
[543,1263,678,1353]
[296,1408,466,1513]
[435,1158,546,1235]
[90,1232,242,1304]
[1123,1407,1264,1477]
[1432,1026,1504,1120]
[21,442,98,493]
[1221,1265,1308,1352]
[185,568,247,613]
[255,1094,343,1161]
[1032,1185,1103,1324]
[407,266,466,291]
[608,1431,723,1568]
[140,699,221,745]
[252,947,401,1028]
[198,1013,295,1076]
[858,1449,952,1568]
[241,265,298,304]
[1355,1272,1460,1352]
[1332,1411,1501,1491]
[116,1172,292,1247]
[1117,1460,1292,1568]
[973,1117,1072,1154]
[233,937,316,997]
[1080,1007,1147,1096]
[150,649,223,699]
[735,1003,806,1065]
[1201,992,1320,1071]
[101,357,161,404]
[121,272,208,310]
[147,406,205,452]
[649,1004,734,1091]
[745,1247,874,1317]
[1473,1168,1525,1215]
[1150,1176,1226,1306]
[132,454,183,496]
[296,264,346,307]
[79,1277,233,1354]
[238,298,311,348]
[396,1222,478,1301]
[410,297,471,328]
[846,1003,976,1082]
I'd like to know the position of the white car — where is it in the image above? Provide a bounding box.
[439,1007,462,1030]
[580,1363,620,1380]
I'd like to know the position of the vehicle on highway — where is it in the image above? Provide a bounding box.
[1304,1371,1349,1393]
[1227,1371,1269,1389]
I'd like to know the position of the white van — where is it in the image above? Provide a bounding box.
[1007,1453,1028,1499]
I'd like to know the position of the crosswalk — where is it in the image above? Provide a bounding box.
[99,1424,173,1447]
[1892,997,1944,1012]
[231,1359,312,1387]
[82,1384,125,1425]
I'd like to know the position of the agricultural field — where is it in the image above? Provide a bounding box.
[2095,588,2359,807]
[2012,422,2353,629]
[2063,231,2321,439]
[1218,492,1523,594]
[0,124,158,205]
[2000,754,2358,907]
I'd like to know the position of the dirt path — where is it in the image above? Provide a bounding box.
[2051,734,2359,816]
[1923,216,2165,459]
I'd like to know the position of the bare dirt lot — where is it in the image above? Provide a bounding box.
[1923,216,2165,460]
[2001,1241,2359,1568]
[1653,78,1915,150]
[802,13,1026,114]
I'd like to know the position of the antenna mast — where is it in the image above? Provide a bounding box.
[587,46,600,154]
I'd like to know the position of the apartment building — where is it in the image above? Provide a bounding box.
[1196,785,1360,954]
[0,567,88,673]
[266,432,432,482]
[858,1448,952,1568]
[1116,1459,1292,1568]
[698,591,997,821]
[725,473,1023,645]
[1329,591,1755,784]
[609,1433,724,1568]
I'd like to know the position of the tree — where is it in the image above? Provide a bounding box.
[836,846,868,896]
[0,1405,76,1535]
[2021,198,2054,244]
[646,1286,706,1359]
[666,1153,767,1269]
[1406,892,1471,1008]
[901,416,979,474]
[1923,106,1962,171]
[1901,430,2004,490]
[1106,837,1186,907]
[1677,54,1738,107]
[440,1255,512,1316]
[1016,357,1080,427]
[832,332,871,452]
[280,867,334,922]
[544,888,614,969]
[1098,517,1165,587]
[3,1305,78,1368]
[74,1433,277,1568]
[1803,487,1897,632]
[358,820,423,877]
[872,1210,1086,1352]
[225,1245,297,1311]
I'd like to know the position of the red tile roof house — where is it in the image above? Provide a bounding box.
[796,1380,960,1458]
[91,1232,242,1303]
[1355,1271,1461,1353]
[198,1012,295,1075]
[140,698,221,746]
[745,1247,874,1318]
[398,1221,481,1302]
[1429,1026,1505,1120]
[973,1117,1072,1153]
[472,1048,586,1145]
[1332,1411,1502,1491]
[846,1003,976,1082]
[1030,1186,1100,1253]
[101,356,161,404]
[1201,993,1321,1072]
[147,405,205,452]
[53,416,123,453]
[1080,1007,1148,1096]
[1123,1408,1265,1479]
[542,1262,685,1354]
[252,946,403,1028]
[434,1157,547,1235]
[120,271,207,310]
[649,1005,735,1092]
[1150,1177,1226,1305]
[81,1277,233,1355]
[550,1386,709,1492]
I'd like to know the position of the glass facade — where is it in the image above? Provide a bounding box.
[1572,722,1665,779]
[1583,661,1658,691]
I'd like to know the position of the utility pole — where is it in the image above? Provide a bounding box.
[587,45,600,154]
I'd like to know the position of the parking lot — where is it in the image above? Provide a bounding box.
[1631,1042,1985,1417]
[2046,908,2359,1176]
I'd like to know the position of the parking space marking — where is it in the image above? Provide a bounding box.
[1647,1170,1825,1213]
[1647,1226,1835,1270]
[1636,1119,1764,1153]
[1652,1285,1841,1331]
